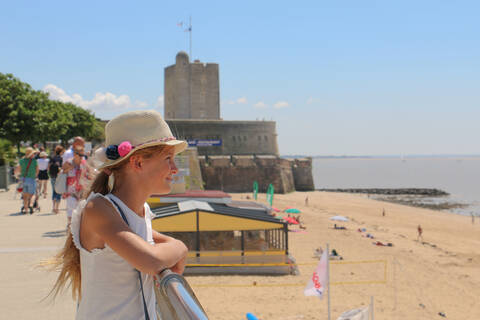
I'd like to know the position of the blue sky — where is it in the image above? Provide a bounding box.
[1,1,479,156]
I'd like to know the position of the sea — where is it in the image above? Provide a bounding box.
[312,156,480,217]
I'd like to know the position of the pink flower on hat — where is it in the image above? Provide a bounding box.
[118,141,132,157]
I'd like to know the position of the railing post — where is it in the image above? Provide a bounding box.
[154,269,209,320]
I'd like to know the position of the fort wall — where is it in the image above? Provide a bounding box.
[292,158,315,191]
[197,155,314,194]
[166,119,279,156]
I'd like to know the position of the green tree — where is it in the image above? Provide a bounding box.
[0,73,43,151]
[1,72,105,148]
[60,103,100,142]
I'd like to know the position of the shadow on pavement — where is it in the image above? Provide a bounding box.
[43,230,67,238]
[9,211,25,216]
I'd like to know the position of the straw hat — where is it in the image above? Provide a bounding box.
[39,151,48,158]
[94,110,187,169]
[24,147,35,158]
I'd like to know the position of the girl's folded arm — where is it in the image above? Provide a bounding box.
[83,197,188,275]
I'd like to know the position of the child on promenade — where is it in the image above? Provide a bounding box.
[37,151,50,198]
[47,110,188,320]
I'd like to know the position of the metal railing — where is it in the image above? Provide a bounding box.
[154,269,209,320]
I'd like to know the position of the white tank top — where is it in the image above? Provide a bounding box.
[37,158,49,171]
[70,193,157,320]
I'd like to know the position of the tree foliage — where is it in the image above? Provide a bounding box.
[0,73,104,147]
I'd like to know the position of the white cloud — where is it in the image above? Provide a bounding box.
[274,101,289,108]
[43,84,148,111]
[254,101,267,108]
[236,97,247,104]
[223,97,248,105]
[306,97,314,104]
[156,95,164,108]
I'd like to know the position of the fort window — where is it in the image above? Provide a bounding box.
[264,136,268,141]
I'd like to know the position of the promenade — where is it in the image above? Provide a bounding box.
[0,186,75,319]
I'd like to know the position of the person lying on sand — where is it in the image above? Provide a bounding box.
[334,224,347,230]
[373,241,393,247]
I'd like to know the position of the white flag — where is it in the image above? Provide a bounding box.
[304,249,328,299]
[336,306,370,320]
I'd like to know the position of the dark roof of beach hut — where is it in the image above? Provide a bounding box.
[151,200,286,232]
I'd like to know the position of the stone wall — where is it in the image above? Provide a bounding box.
[198,155,314,194]
[292,158,315,191]
[167,119,279,156]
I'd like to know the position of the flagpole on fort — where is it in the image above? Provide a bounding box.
[188,16,192,59]
[327,243,331,320]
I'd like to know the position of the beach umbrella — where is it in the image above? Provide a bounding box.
[330,215,349,222]
[272,207,281,212]
[285,208,301,214]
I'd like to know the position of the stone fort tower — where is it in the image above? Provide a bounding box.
[164,51,220,120]
[162,51,314,192]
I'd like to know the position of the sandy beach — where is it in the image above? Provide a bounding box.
[1,187,479,319]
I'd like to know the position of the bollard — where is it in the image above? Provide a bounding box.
[154,269,208,320]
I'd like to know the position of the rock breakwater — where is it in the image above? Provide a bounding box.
[316,188,449,196]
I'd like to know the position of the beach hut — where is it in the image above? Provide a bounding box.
[151,200,291,275]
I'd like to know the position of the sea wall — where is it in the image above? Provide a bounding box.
[199,155,314,194]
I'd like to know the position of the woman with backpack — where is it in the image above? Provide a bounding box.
[49,145,64,214]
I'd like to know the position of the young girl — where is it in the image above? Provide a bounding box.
[49,111,188,320]
[37,151,50,198]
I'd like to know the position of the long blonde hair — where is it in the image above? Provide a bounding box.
[45,144,173,300]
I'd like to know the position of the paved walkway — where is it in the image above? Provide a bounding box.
[0,184,75,319]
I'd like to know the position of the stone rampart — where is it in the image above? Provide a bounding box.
[199,155,313,194]
[292,158,315,191]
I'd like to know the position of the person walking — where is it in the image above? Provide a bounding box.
[49,145,64,214]
[15,147,39,214]
[62,136,85,164]
[62,145,92,227]
[37,151,50,198]
[417,224,424,242]
[47,110,188,320]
